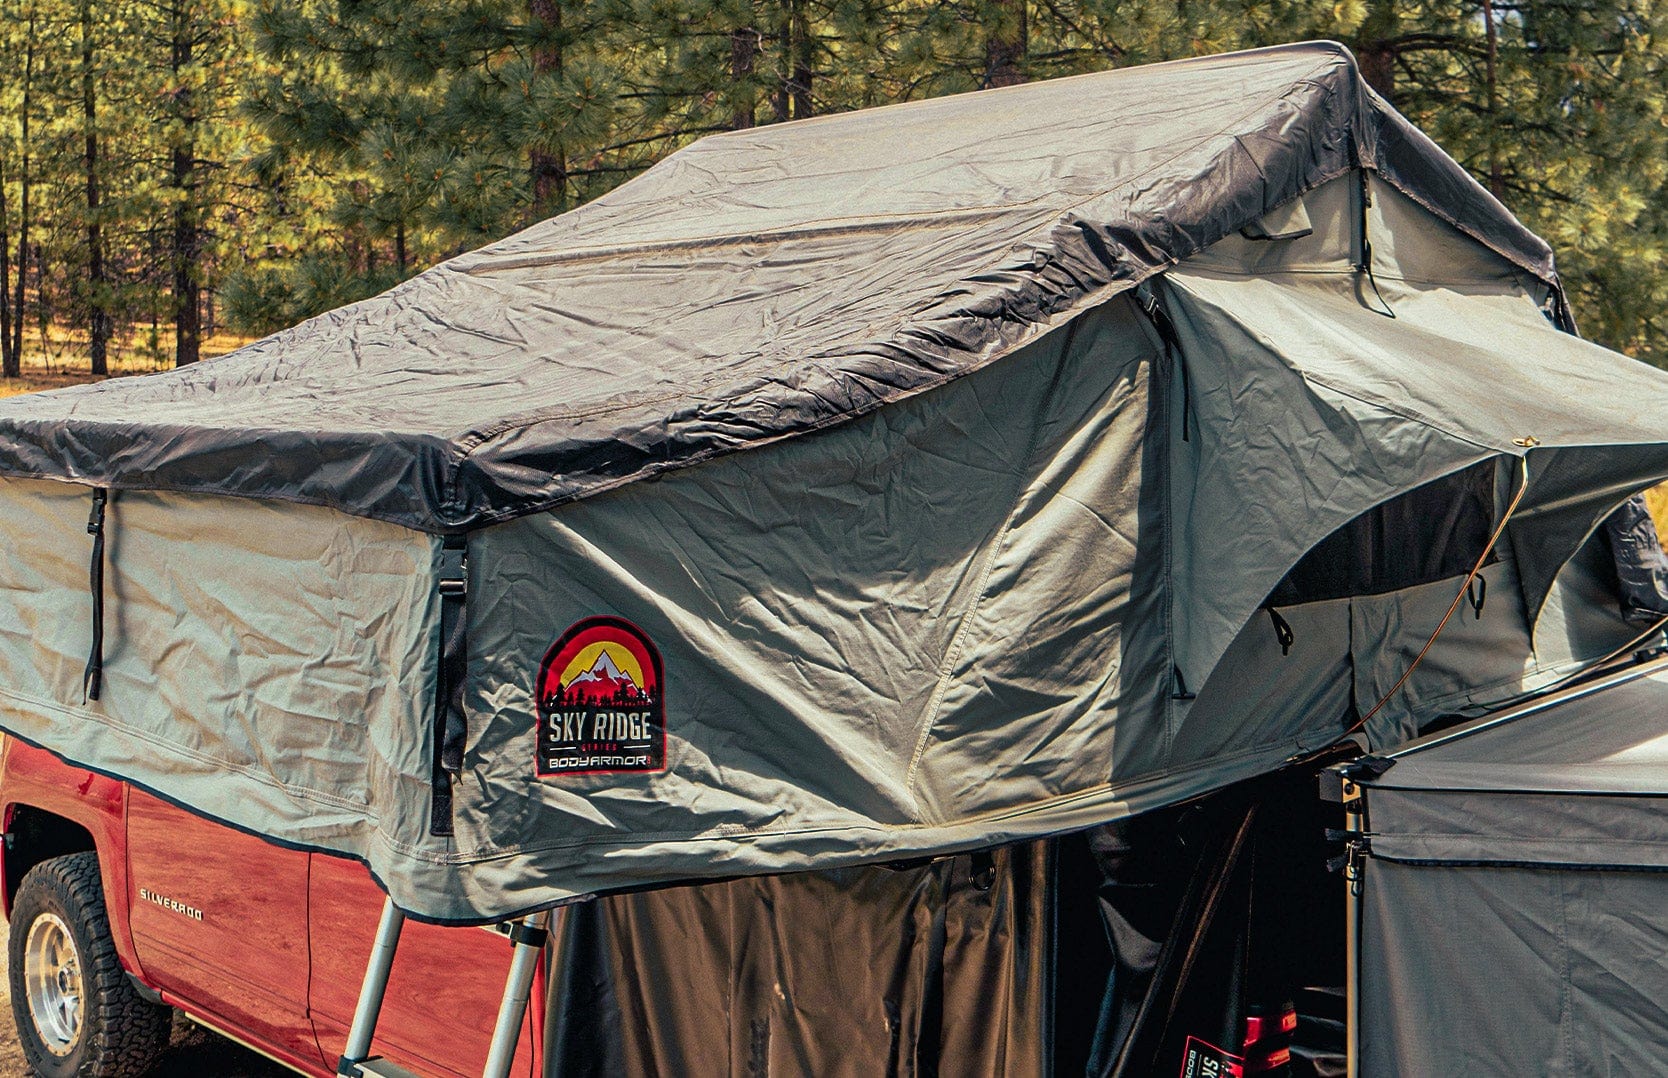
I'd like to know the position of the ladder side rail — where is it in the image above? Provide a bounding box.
[338,895,408,1076]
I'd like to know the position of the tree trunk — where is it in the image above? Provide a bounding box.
[770,0,790,122]
[1357,42,1394,103]
[1354,3,1397,105]
[730,28,757,130]
[984,0,1027,88]
[1483,0,1504,199]
[1,149,14,377]
[790,2,812,119]
[11,7,36,371]
[347,180,369,275]
[528,0,567,217]
[171,0,201,366]
[80,0,109,377]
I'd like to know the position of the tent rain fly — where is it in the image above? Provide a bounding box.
[0,42,1665,923]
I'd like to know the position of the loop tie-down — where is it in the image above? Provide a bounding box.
[83,489,109,703]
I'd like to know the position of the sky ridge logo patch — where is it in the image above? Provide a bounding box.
[536,617,665,777]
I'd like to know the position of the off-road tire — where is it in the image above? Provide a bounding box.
[8,852,170,1078]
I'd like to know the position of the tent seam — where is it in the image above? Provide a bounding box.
[0,685,373,813]
[389,737,1302,864]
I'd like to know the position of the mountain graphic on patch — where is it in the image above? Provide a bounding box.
[562,649,641,704]
[536,616,666,777]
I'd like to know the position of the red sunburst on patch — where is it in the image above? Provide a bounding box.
[535,617,665,777]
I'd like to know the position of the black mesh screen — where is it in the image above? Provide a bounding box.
[1268,459,1498,607]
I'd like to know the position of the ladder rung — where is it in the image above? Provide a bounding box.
[348,1058,427,1078]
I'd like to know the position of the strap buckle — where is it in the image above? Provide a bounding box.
[438,538,467,597]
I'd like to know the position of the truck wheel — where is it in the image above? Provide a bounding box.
[8,851,169,1078]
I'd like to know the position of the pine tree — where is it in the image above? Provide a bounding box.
[245,0,628,268]
[0,0,41,377]
[0,0,1657,368]
[1,142,12,378]
[78,0,112,374]
[139,0,230,365]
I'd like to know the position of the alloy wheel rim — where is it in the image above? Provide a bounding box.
[23,913,83,1056]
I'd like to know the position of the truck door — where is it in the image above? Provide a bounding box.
[125,790,320,1067]
[308,853,537,1077]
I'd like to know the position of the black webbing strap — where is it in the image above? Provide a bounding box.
[507,920,548,949]
[1171,664,1196,702]
[1352,168,1396,319]
[1467,574,1488,619]
[429,534,468,836]
[83,489,108,702]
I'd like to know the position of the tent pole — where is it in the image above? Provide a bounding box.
[481,908,554,1078]
[338,896,407,1075]
[1342,779,1364,1078]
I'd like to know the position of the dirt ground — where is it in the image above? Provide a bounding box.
[0,905,294,1076]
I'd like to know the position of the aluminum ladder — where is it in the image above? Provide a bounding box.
[335,897,555,1078]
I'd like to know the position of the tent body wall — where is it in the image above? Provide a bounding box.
[444,297,1172,916]
[1165,174,1663,752]
[0,478,441,854]
[1358,667,1668,1074]
[0,174,1665,921]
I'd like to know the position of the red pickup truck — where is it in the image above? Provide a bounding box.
[0,736,538,1077]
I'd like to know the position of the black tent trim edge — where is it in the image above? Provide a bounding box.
[1362,853,1668,874]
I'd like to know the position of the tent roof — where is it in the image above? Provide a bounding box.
[1368,660,1668,798]
[0,42,1559,534]
[1356,660,1668,870]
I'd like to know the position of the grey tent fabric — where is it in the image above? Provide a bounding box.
[1158,254,1668,727]
[0,42,1559,534]
[1363,862,1668,1076]
[2,46,1668,922]
[0,481,438,855]
[1356,662,1668,1075]
[1361,664,1668,861]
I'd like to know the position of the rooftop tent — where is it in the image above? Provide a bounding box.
[1350,659,1668,1075]
[0,41,1666,922]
